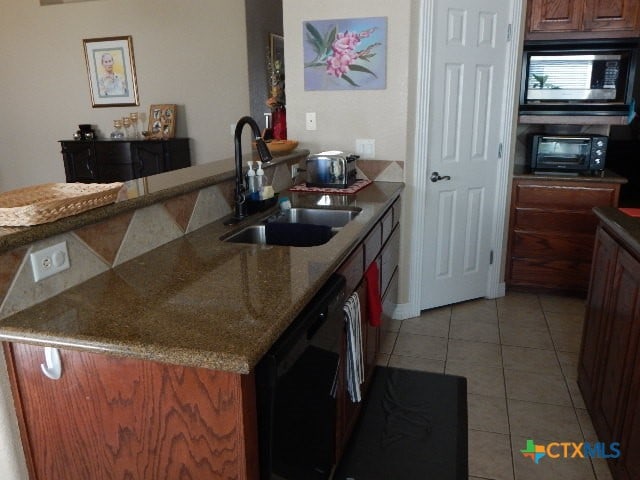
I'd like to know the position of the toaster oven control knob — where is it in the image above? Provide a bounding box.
[596,149,603,156]
[596,140,604,147]
[594,158,601,164]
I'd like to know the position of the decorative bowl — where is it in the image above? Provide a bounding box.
[266,140,298,156]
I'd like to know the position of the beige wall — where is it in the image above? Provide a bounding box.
[283,0,412,161]
[0,0,250,192]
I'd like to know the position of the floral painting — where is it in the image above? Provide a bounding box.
[304,17,387,91]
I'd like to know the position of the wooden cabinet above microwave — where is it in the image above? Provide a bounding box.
[526,0,640,40]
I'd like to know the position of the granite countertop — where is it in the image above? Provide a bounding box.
[593,206,640,260]
[0,181,403,374]
[512,166,628,184]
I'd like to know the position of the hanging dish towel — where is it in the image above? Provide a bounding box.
[365,261,383,327]
[344,292,364,403]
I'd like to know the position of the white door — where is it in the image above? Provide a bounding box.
[420,0,513,310]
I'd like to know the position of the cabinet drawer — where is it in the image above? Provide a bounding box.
[363,223,382,269]
[514,183,618,209]
[380,227,400,297]
[511,231,595,262]
[509,258,591,291]
[381,209,393,245]
[392,197,401,230]
[94,142,132,164]
[514,209,599,234]
[337,245,364,293]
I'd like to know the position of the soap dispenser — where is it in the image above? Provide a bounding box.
[246,161,258,200]
[256,161,265,195]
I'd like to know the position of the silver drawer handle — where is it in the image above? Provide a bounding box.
[40,347,62,380]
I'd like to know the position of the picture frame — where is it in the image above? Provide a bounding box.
[83,36,139,107]
[270,33,284,70]
[148,104,177,139]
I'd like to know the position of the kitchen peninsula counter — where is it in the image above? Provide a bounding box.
[0,177,403,374]
[592,206,640,258]
[578,206,640,479]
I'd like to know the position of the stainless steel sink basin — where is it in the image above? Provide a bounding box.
[270,208,360,227]
[224,224,269,244]
[222,207,361,246]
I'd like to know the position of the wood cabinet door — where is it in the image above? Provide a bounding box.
[60,142,98,183]
[615,344,640,480]
[578,227,619,410]
[527,0,584,33]
[583,0,640,34]
[4,343,258,480]
[130,141,165,178]
[591,248,640,445]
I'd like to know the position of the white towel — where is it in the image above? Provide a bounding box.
[344,292,364,402]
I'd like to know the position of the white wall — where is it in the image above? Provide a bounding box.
[0,0,250,192]
[283,0,412,161]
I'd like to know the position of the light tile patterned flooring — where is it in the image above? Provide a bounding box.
[376,291,614,480]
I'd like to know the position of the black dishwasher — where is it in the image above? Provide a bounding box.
[256,274,346,480]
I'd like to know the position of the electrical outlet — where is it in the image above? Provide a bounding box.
[30,241,70,282]
[291,164,299,179]
[356,139,376,158]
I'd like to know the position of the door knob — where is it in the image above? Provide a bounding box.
[430,172,451,182]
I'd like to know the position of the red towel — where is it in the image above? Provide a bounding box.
[365,262,383,327]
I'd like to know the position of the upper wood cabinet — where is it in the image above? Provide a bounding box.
[526,0,640,39]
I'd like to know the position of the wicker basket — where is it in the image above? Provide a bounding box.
[0,182,124,226]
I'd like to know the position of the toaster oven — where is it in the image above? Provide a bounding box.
[529,134,608,174]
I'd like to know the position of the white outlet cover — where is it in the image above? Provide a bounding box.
[30,241,70,282]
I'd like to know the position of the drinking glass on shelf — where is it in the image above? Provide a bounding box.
[122,117,132,138]
[129,112,139,139]
[110,119,124,139]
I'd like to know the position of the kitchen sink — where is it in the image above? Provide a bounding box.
[222,207,361,246]
[269,207,361,228]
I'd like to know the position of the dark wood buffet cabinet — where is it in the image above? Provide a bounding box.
[578,210,640,480]
[60,138,191,183]
[526,0,640,40]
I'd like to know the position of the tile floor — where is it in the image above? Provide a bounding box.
[376,291,614,480]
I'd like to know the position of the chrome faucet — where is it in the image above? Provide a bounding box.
[225,116,273,225]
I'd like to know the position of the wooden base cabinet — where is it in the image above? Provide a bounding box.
[335,196,400,461]
[506,177,621,295]
[578,225,640,479]
[3,343,259,480]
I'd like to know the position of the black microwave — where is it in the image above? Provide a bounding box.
[529,134,607,173]
[520,40,639,116]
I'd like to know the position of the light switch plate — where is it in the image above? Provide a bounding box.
[305,112,317,131]
[30,241,70,282]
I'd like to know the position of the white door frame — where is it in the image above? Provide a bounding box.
[398,0,524,319]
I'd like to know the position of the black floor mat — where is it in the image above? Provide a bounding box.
[334,366,468,480]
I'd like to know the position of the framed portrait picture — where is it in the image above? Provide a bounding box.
[83,36,139,107]
[148,104,176,139]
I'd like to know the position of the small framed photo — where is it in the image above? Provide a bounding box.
[148,104,177,139]
[83,36,139,107]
